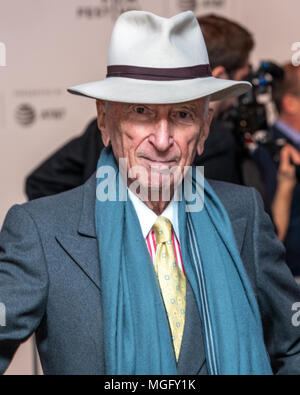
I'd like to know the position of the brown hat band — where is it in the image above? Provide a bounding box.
[106,64,212,81]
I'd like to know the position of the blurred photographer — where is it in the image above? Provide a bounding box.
[272,145,300,242]
[268,63,300,276]
[194,14,255,184]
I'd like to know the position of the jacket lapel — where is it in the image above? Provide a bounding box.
[231,217,247,254]
[55,173,101,291]
[177,278,207,374]
[55,234,101,291]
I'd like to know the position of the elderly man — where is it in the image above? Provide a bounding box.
[1,11,300,375]
[25,14,255,200]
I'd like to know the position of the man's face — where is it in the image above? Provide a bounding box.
[97,99,213,194]
[281,69,300,124]
[233,58,251,81]
[290,69,300,121]
[211,57,250,116]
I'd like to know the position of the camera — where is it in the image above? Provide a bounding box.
[221,61,300,183]
[262,135,300,183]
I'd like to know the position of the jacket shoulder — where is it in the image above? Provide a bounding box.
[15,182,87,236]
[23,183,84,215]
[22,172,96,235]
[209,179,256,203]
[207,179,263,223]
[208,179,252,194]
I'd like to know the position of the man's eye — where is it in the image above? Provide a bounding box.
[178,111,192,120]
[179,112,189,118]
[134,106,146,114]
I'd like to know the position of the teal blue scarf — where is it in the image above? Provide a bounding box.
[95,147,272,375]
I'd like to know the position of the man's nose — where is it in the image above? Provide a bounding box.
[149,119,173,152]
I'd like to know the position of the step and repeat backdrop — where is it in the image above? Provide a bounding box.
[0,0,299,375]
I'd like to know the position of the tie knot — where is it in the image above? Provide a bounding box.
[153,216,172,244]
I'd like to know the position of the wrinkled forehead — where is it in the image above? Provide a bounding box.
[104,97,209,114]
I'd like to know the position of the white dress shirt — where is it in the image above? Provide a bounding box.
[128,189,185,273]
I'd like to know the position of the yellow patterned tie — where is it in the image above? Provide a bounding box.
[152,216,186,361]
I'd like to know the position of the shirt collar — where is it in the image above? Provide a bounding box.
[128,189,180,242]
[275,119,300,148]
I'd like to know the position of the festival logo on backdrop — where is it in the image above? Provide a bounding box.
[77,0,141,20]
[14,89,66,128]
[178,0,198,12]
[15,103,66,127]
[178,0,227,12]
[15,104,36,127]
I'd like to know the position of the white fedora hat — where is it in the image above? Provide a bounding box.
[68,10,251,103]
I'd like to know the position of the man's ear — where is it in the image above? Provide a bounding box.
[196,108,214,156]
[282,94,299,115]
[96,99,111,147]
[212,65,228,80]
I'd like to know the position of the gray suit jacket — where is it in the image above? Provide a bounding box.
[0,174,300,375]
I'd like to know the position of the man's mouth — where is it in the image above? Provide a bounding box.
[140,157,178,174]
